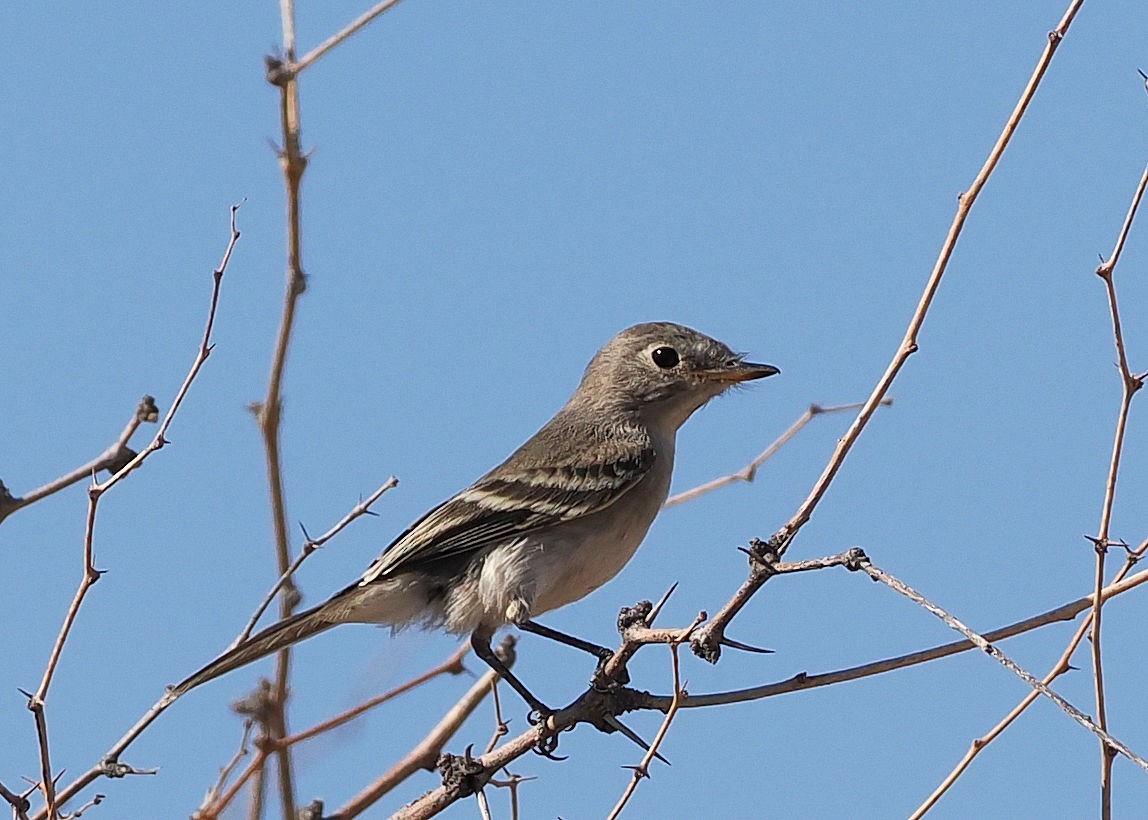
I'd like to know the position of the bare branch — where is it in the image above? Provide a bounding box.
[0,396,157,526]
[194,721,253,818]
[772,1,1084,557]
[608,616,703,819]
[0,780,31,820]
[854,552,1148,773]
[1087,158,1147,816]
[380,545,1148,819]
[280,641,467,749]
[663,399,891,508]
[234,477,399,646]
[22,206,238,820]
[257,2,312,811]
[294,0,406,75]
[332,640,514,819]
[911,544,1148,814]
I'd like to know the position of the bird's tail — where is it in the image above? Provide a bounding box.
[172,602,340,697]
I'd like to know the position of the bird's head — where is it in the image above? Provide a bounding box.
[577,322,779,428]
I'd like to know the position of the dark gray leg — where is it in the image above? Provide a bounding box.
[470,631,551,716]
[519,619,613,660]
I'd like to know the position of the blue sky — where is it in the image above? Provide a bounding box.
[3,3,1148,817]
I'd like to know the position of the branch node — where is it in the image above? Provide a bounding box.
[1085,534,1109,555]
[136,395,159,423]
[618,600,653,633]
[264,54,295,87]
[843,547,869,572]
[97,757,133,779]
[743,537,780,579]
[299,799,324,820]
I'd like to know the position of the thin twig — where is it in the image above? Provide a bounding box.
[772,2,1083,557]
[196,643,466,817]
[257,2,311,812]
[689,0,1085,662]
[1088,159,1148,816]
[666,552,1148,710]
[194,746,272,820]
[608,615,703,819]
[294,0,406,75]
[911,542,1148,818]
[483,678,510,756]
[234,477,399,645]
[0,396,158,526]
[487,773,533,820]
[194,721,253,818]
[64,793,103,819]
[855,553,1148,772]
[331,639,516,819]
[474,788,493,820]
[664,400,891,508]
[279,642,467,749]
[24,205,239,820]
[0,780,31,820]
[390,552,1148,819]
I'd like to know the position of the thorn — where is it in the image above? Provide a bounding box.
[720,636,774,655]
[647,583,679,625]
[602,715,671,765]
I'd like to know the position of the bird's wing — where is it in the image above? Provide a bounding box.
[359,438,655,585]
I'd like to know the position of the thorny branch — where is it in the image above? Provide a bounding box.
[393,548,1148,817]
[662,399,892,508]
[686,0,1085,666]
[41,479,405,817]
[855,553,1148,772]
[607,617,704,819]
[328,640,511,819]
[912,536,1148,818]
[770,0,1084,557]
[1087,158,1147,817]
[234,476,399,646]
[253,0,311,811]
[0,397,158,526]
[24,205,239,820]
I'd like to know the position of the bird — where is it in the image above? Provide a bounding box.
[173,322,778,713]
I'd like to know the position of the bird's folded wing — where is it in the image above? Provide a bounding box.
[359,446,655,585]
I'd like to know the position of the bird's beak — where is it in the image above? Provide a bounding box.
[703,360,781,384]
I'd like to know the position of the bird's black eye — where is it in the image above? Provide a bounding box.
[651,346,680,369]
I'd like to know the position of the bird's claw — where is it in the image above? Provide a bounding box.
[531,730,566,760]
[527,706,554,727]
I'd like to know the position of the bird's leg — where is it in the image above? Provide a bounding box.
[518,619,613,660]
[469,632,552,721]
[519,619,628,687]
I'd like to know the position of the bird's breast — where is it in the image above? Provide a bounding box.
[526,446,674,616]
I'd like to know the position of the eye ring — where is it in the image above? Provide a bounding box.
[650,346,680,369]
